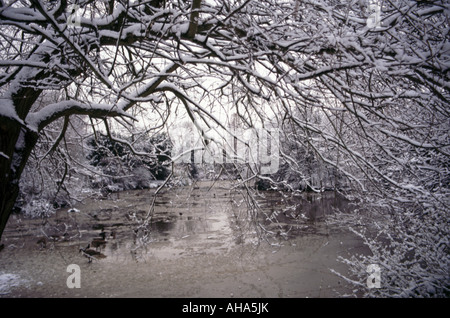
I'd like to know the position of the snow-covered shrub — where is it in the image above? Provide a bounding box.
[15,112,92,217]
[328,193,449,297]
[20,198,55,219]
[86,132,172,191]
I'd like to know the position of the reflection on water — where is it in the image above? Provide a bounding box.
[99,181,350,262]
[0,180,365,297]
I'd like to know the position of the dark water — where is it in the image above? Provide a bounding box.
[0,181,366,297]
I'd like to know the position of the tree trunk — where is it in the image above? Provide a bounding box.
[0,78,42,241]
[0,179,21,242]
[0,121,38,241]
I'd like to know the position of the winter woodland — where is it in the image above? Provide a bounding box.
[0,0,448,297]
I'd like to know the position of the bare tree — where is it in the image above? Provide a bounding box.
[0,0,448,296]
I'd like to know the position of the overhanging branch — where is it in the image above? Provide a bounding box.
[26,101,135,132]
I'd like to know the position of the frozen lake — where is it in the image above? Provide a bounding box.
[0,181,366,297]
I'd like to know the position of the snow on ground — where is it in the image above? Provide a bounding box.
[0,272,28,295]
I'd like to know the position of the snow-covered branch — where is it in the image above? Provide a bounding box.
[26,100,134,132]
